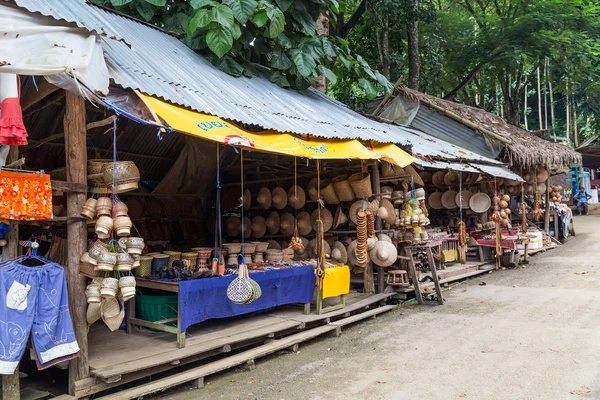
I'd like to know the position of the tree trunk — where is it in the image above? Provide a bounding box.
[537,65,543,131]
[381,15,390,80]
[547,58,556,135]
[407,0,420,90]
[524,82,528,131]
[313,14,330,93]
[573,100,578,148]
[544,58,548,130]
[566,87,570,142]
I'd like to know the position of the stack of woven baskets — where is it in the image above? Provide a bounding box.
[88,159,140,194]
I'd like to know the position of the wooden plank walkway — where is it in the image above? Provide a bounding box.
[77,292,395,398]
[95,303,398,400]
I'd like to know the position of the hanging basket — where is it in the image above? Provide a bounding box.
[348,172,372,199]
[332,175,354,202]
[227,264,254,304]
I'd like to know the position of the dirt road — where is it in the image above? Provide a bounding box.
[160,215,600,400]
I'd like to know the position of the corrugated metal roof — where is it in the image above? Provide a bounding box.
[416,160,479,172]
[410,103,500,159]
[467,164,524,182]
[11,0,417,144]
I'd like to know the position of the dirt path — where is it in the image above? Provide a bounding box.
[158,215,600,400]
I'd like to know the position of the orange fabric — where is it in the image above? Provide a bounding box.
[0,171,52,220]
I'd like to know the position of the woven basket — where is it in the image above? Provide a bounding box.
[136,293,177,325]
[89,241,108,261]
[95,216,113,238]
[349,172,372,198]
[81,198,97,220]
[116,252,133,272]
[332,175,354,202]
[88,159,111,183]
[181,252,198,270]
[96,251,116,272]
[95,197,112,217]
[102,161,140,186]
[320,180,340,204]
[101,297,124,332]
[119,276,137,300]
[163,251,181,266]
[151,254,170,277]
[85,284,101,304]
[80,252,98,278]
[114,215,132,237]
[136,256,153,277]
[100,277,119,298]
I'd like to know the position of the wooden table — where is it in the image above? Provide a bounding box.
[127,278,185,347]
[475,237,530,266]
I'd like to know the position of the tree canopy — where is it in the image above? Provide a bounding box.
[99,0,600,146]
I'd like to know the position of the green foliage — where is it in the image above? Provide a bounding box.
[96,0,391,93]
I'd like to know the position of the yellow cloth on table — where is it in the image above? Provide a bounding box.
[322,266,350,299]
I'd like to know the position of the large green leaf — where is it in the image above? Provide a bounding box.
[227,22,242,39]
[337,54,352,69]
[143,0,166,6]
[134,1,155,21]
[190,0,211,9]
[290,48,316,77]
[298,37,323,59]
[291,11,316,36]
[270,71,291,87]
[252,10,268,27]
[275,0,293,11]
[183,30,207,50]
[111,0,132,6]
[269,50,293,70]
[214,56,245,76]
[358,78,378,99]
[276,33,293,49]
[206,27,233,58]
[267,8,286,38]
[188,9,212,35]
[318,65,337,85]
[374,71,392,92]
[227,0,258,24]
[212,4,234,28]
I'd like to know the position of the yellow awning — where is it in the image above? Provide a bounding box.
[141,94,413,166]
[367,142,414,168]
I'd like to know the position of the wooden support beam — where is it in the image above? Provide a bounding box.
[21,79,59,111]
[23,89,66,117]
[64,92,90,394]
[2,147,20,400]
[371,162,386,294]
[24,115,116,149]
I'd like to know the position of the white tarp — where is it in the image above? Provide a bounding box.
[0,2,109,95]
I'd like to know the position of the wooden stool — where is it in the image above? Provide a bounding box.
[386,270,409,286]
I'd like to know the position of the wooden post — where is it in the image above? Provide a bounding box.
[64,92,90,393]
[371,162,385,293]
[2,147,20,400]
[544,183,550,234]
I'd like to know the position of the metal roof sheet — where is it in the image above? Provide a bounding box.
[12,0,414,143]
[12,0,509,172]
[468,164,524,182]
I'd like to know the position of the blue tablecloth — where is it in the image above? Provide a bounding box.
[178,266,316,332]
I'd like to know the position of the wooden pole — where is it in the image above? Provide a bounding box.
[371,162,385,294]
[544,183,550,234]
[2,147,20,400]
[573,100,579,148]
[543,58,549,130]
[64,92,90,393]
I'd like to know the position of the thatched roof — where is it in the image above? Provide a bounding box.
[394,87,581,171]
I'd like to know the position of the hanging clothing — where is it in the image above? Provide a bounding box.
[0,170,52,220]
[0,75,28,146]
[0,261,79,374]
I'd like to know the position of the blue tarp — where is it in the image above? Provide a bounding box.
[178,266,316,332]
